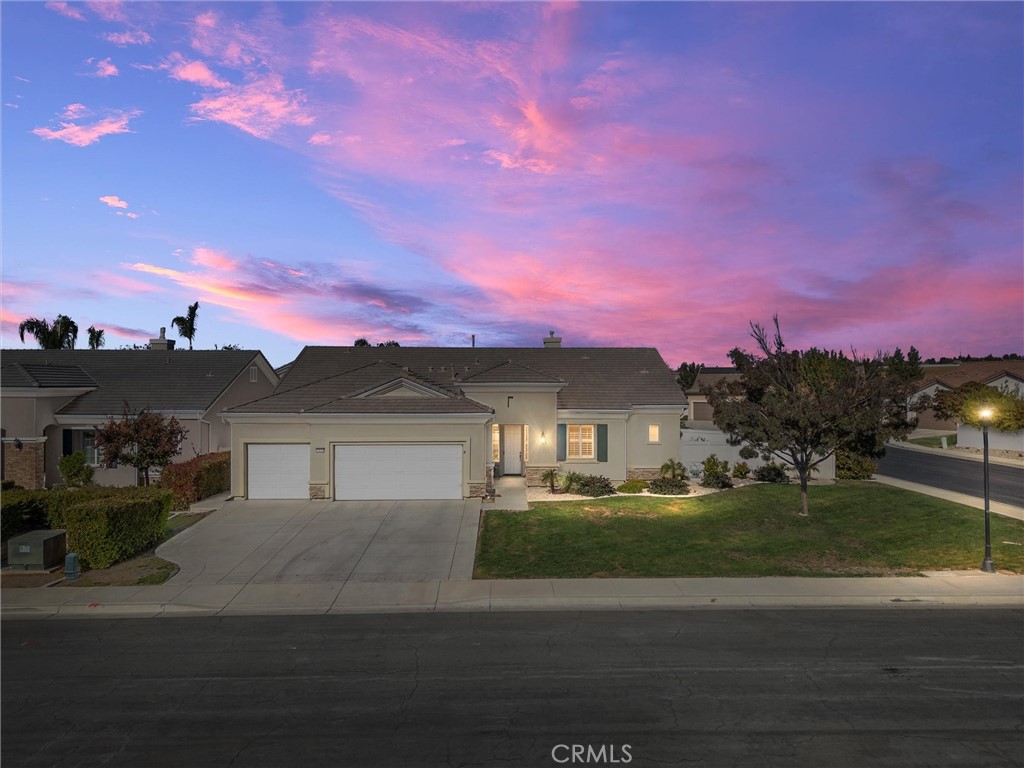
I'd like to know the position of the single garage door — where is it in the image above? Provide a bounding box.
[335,444,463,500]
[247,444,309,499]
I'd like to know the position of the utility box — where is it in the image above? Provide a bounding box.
[7,530,67,570]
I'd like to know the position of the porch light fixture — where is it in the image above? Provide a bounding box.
[13,438,23,450]
[977,405,995,574]
[539,432,546,445]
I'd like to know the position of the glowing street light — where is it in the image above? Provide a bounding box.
[978,405,995,574]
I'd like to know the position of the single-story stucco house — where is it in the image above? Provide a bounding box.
[908,360,1024,431]
[1,334,278,489]
[222,336,687,500]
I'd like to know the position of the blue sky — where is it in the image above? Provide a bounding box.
[3,1,1021,368]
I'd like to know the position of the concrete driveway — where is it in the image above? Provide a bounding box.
[156,499,480,586]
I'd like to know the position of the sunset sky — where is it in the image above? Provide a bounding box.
[2,1,1021,369]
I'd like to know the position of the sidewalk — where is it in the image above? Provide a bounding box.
[872,476,1024,520]
[3,571,1021,619]
[892,440,1024,468]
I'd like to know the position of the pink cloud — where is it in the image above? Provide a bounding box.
[98,195,128,208]
[165,52,230,89]
[191,247,238,271]
[189,75,313,139]
[34,108,140,147]
[88,57,118,77]
[104,29,152,46]
[61,103,90,119]
[84,1,126,23]
[307,132,332,146]
[44,2,85,21]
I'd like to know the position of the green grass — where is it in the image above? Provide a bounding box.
[907,434,957,449]
[473,481,1024,579]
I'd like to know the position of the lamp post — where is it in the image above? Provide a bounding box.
[978,406,995,574]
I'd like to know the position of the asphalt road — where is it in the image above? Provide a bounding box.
[878,446,1024,507]
[3,610,1023,768]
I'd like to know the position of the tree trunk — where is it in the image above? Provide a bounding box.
[798,468,809,517]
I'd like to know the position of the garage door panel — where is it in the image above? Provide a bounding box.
[335,444,462,500]
[248,444,309,500]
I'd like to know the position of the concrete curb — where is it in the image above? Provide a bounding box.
[891,441,1024,468]
[4,572,1022,620]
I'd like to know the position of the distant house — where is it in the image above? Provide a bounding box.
[1,332,277,489]
[909,361,1024,431]
[221,336,687,500]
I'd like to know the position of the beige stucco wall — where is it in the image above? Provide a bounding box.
[228,417,490,498]
[463,388,558,472]
[626,408,684,473]
[205,360,277,451]
[1,394,74,437]
[557,412,628,483]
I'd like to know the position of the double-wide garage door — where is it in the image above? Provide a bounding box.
[335,444,462,500]
[246,443,463,500]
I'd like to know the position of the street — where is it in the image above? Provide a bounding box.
[878,446,1024,507]
[3,610,1022,767]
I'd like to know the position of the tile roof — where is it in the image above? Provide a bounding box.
[916,361,1024,392]
[230,346,686,415]
[1,363,98,389]
[1,349,267,416]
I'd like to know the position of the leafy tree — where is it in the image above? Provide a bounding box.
[171,301,200,350]
[354,338,371,347]
[215,343,243,350]
[675,362,703,391]
[87,326,105,350]
[377,340,401,347]
[888,346,922,382]
[930,383,1024,431]
[18,314,79,349]
[704,317,918,516]
[94,403,189,485]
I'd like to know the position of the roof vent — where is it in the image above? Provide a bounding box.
[543,330,562,349]
[640,368,649,375]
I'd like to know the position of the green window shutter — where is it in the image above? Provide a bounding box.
[596,424,608,462]
[557,424,567,461]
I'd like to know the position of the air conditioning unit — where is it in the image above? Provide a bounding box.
[7,530,67,570]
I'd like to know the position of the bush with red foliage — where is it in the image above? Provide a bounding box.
[159,451,231,511]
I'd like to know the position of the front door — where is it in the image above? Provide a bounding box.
[503,426,523,475]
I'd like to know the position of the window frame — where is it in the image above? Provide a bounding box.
[567,424,595,460]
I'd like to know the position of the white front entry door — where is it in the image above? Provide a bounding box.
[503,426,522,475]
[334,444,463,500]
[247,444,310,499]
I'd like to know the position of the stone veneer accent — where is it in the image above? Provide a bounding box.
[485,465,494,494]
[626,468,663,482]
[309,484,328,500]
[3,439,45,489]
[468,483,487,497]
[525,465,556,487]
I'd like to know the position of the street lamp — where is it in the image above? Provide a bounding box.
[978,406,995,573]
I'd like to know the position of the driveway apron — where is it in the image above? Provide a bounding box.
[158,499,480,586]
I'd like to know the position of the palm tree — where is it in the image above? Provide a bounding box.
[87,326,105,350]
[18,314,79,349]
[171,301,199,350]
[540,468,560,494]
[660,458,685,480]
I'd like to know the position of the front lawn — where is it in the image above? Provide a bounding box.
[907,434,957,449]
[473,481,1024,579]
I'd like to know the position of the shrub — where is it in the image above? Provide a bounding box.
[738,445,759,461]
[753,461,790,484]
[836,449,878,480]
[561,471,585,493]
[732,462,751,479]
[61,493,170,569]
[159,451,230,510]
[573,474,615,497]
[2,480,22,491]
[1,489,50,541]
[58,451,94,488]
[647,477,690,495]
[659,458,686,480]
[616,480,648,494]
[700,454,733,489]
[46,485,171,529]
[540,468,560,493]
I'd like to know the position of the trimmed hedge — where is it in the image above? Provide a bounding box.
[836,449,878,480]
[753,462,790,484]
[616,480,648,494]
[647,477,690,495]
[61,495,170,569]
[159,451,231,511]
[1,489,50,542]
[47,486,172,528]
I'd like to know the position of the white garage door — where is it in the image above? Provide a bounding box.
[247,444,309,500]
[334,444,463,500]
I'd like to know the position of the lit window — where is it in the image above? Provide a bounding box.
[523,425,529,463]
[491,424,500,463]
[567,424,595,459]
[648,424,660,443]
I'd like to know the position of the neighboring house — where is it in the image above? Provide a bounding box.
[683,367,836,479]
[221,335,686,500]
[909,361,1024,431]
[1,334,278,489]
